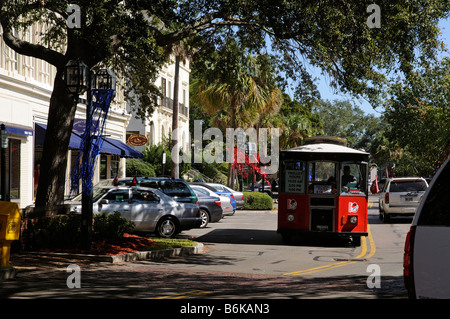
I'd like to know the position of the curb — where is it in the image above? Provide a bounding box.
[18,242,205,264]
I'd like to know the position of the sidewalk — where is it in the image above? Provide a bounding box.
[4,242,204,280]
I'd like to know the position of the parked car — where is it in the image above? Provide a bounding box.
[206,183,245,209]
[191,189,223,228]
[191,182,237,211]
[378,177,428,222]
[190,184,234,216]
[246,179,278,199]
[404,157,450,299]
[66,186,202,238]
[98,177,198,204]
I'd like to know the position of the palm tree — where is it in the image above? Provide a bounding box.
[279,113,316,149]
[191,52,283,188]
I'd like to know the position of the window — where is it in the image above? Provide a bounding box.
[417,162,450,226]
[161,181,191,197]
[192,187,209,196]
[308,161,337,194]
[104,189,129,202]
[389,180,427,192]
[339,163,367,195]
[100,155,107,179]
[132,189,159,202]
[0,138,21,201]
[281,161,306,193]
[161,78,166,97]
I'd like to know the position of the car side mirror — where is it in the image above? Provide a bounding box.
[99,199,109,205]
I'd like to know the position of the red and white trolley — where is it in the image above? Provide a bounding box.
[277,137,369,245]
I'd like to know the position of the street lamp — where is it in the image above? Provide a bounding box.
[63,59,89,95]
[63,60,116,250]
[94,69,116,94]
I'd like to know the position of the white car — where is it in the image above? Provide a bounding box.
[378,177,428,222]
[206,183,245,210]
[404,157,450,298]
[190,185,234,216]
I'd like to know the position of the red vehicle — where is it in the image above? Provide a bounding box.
[277,137,369,245]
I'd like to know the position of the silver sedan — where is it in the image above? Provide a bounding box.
[66,186,201,238]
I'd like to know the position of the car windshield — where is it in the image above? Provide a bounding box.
[390,180,427,192]
[70,187,110,202]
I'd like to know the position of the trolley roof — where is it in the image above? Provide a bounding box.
[280,143,369,161]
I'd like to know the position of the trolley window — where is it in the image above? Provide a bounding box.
[339,162,367,195]
[307,161,338,194]
[281,161,306,193]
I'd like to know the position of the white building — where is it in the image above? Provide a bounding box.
[0,26,138,209]
[126,57,191,155]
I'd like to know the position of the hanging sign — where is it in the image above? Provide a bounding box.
[127,134,148,146]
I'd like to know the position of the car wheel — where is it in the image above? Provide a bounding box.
[156,217,179,238]
[200,209,209,228]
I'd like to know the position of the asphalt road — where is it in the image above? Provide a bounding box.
[1,195,409,303]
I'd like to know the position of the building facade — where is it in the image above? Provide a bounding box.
[126,57,191,155]
[0,26,136,209]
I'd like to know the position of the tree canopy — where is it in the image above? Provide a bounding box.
[2,0,449,210]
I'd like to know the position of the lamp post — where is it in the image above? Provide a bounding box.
[63,60,115,250]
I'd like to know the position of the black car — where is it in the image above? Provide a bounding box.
[191,188,223,228]
[111,177,198,204]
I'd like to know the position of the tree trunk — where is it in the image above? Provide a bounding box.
[34,70,78,216]
[171,55,180,179]
[227,101,237,189]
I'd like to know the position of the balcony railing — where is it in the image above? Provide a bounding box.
[160,97,188,117]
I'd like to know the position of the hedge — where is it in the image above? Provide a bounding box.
[243,191,273,210]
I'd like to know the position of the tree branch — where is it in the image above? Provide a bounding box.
[0,1,66,68]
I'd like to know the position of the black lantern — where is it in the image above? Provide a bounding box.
[63,59,89,95]
[94,69,116,93]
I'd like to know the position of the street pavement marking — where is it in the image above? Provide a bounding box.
[154,290,212,299]
[283,225,376,276]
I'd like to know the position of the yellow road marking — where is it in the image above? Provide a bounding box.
[284,225,376,276]
[154,290,212,299]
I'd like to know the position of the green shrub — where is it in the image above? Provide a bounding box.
[126,158,156,177]
[26,213,82,250]
[93,211,135,243]
[25,211,135,250]
[243,192,273,210]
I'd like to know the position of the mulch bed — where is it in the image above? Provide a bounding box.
[36,233,154,256]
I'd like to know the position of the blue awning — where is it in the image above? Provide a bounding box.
[3,123,34,136]
[35,123,142,158]
[103,137,143,158]
[35,123,82,149]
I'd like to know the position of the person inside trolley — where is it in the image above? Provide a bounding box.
[341,165,355,186]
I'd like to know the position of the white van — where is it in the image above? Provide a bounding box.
[403,157,450,298]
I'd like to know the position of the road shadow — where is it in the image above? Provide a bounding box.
[180,228,359,248]
[0,263,408,299]
[368,215,414,225]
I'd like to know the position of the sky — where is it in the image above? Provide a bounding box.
[310,17,450,116]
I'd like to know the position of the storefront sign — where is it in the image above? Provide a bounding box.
[127,134,148,146]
